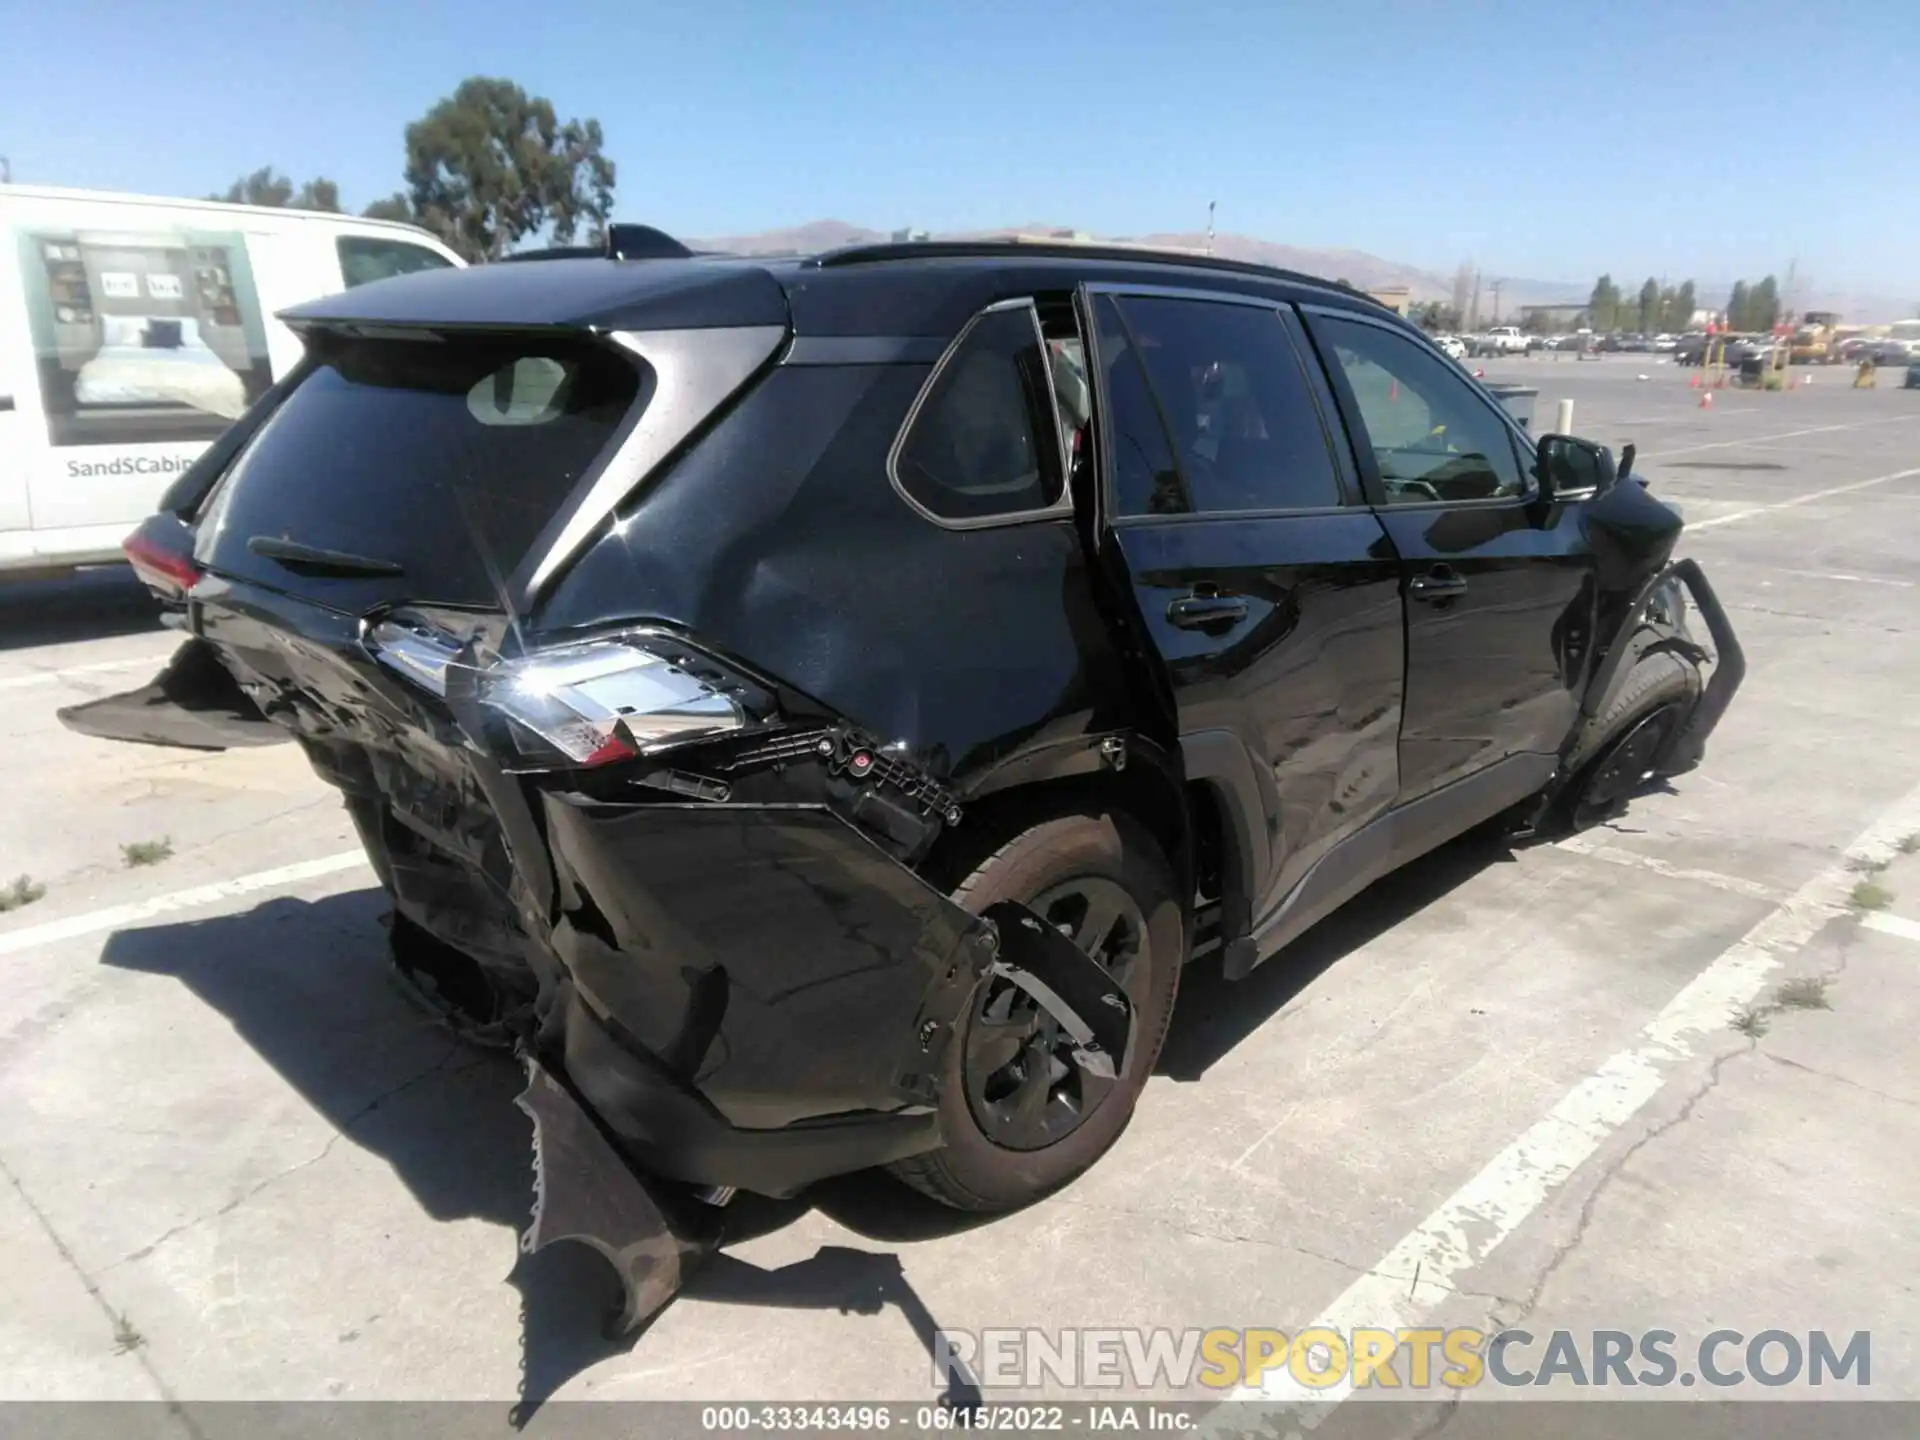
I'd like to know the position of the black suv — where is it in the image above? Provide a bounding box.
[106,233,1742,1220]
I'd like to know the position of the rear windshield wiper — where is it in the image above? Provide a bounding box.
[248,535,406,578]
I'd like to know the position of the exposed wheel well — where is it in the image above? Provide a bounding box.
[918,762,1195,909]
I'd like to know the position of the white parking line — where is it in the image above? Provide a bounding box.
[1862,911,1920,945]
[1554,834,1786,902]
[1763,567,1915,588]
[1226,778,1920,1424]
[0,851,369,957]
[0,655,170,692]
[1686,466,1920,531]
[1641,414,1916,461]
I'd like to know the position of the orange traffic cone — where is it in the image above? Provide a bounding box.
[1699,390,1713,408]
[1689,374,1700,389]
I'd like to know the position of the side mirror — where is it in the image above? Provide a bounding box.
[1536,433,1615,499]
[1617,442,1636,484]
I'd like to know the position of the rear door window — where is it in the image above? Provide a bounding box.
[1106,295,1344,515]
[891,301,1066,523]
[198,333,641,604]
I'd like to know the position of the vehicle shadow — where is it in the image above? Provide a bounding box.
[98,892,985,1426]
[93,820,1527,1419]
[1158,821,1518,1081]
[0,567,164,652]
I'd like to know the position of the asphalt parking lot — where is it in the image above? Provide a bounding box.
[3,354,1918,1432]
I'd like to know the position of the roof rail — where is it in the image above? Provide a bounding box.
[500,223,695,264]
[810,239,1375,301]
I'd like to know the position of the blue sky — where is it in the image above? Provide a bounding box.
[2,0,1915,294]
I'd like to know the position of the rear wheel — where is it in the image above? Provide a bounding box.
[889,810,1184,1211]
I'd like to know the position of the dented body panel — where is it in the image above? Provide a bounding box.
[85,242,1743,1213]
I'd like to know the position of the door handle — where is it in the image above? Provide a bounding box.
[1167,594,1250,631]
[1407,566,1468,602]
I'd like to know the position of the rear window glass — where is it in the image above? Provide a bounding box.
[200,334,642,602]
[891,303,1065,522]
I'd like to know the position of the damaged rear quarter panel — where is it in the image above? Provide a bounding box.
[541,794,988,1129]
[533,362,1146,789]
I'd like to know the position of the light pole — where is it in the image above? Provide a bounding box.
[1491,278,1505,325]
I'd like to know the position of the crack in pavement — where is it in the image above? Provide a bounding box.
[1761,1051,1920,1110]
[0,1148,204,1436]
[1493,1038,1754,1333]
[104,1040,477,1273]
[1491,929,1866,1333]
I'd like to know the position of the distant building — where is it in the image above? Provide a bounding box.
[890,227,931,243]
[1366,286,1411,316]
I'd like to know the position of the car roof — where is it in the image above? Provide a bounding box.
[281,240,1389,340]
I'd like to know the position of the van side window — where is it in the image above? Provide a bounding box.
[337,236,454,289]
[891,303,1065,523]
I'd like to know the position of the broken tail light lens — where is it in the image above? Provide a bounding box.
[478,639,751,767]
[123,524,202,599]
[365,621,762,770]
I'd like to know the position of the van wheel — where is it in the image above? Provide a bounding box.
[888,811,1183,1212]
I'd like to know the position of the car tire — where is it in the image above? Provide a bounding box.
[1563,649,1702,825]
[888,810,1184,1212]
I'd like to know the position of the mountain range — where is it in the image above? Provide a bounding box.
[685,221,1910,323]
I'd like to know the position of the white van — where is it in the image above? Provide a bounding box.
[0,185,462,575]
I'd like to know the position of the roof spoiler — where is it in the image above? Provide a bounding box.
[501,223,694,264]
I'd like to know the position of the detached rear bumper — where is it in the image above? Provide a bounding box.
[538,796,992,1197]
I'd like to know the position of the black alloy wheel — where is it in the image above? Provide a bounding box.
[961,875,1147,1151]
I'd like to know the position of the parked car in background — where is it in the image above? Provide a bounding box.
[1906,356,1920,388]
[86,233,1745,1232]
[1469,325,1528,356]
[1871,338,1918,366]
[1674,333,1739,366]
[0,184,462,577]
[1652,334,1678,352]
[1433,334,1468,361]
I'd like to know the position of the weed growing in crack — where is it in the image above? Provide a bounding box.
[111,1313,144,1354]
[121,838,173,868]
[1898,832,1920,857]
[1774,975,1832,1011]
[1849,879,1894,911]
[0,874,45,912]
[1731,1006,1771,1038]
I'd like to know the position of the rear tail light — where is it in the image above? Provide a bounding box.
[478,639,750,766]
[123,527,201,598]
[365,622,765,770]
